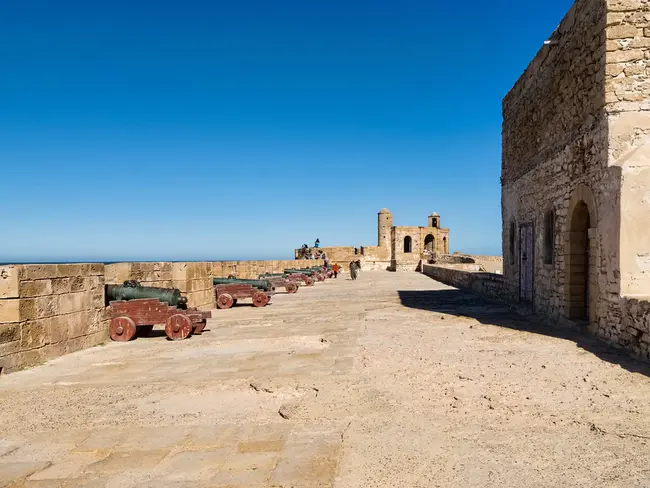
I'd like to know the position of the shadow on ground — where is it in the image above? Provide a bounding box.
[398,288,650,379]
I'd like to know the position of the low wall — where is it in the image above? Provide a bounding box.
[105,262,213,309]
[0,258,327,373]
[212,259,323,279]
[0,264,108,374]
[421,264,510,303]
[608,297,650,361]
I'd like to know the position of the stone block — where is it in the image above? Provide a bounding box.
[58,292,89,315]
[51,278,72,295]
[608,24,639,39]
[56,263,84,277]
[104,263,131,284]
[0,265,20,299]
[70,276,87,293]
[21,320,50,349]
[0,298,21,323]
[0,322,21,345]
[20,264,58,281]
[90,263,104,275]
[172,280,187,292]
[36,296,59,319]
[63,311,92,339]
[172,263,187,281]
[20,279,53,298]
[608,49,645,63]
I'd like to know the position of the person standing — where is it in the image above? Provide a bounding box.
[314,238,320,248]
[332,262,339,278]
[349,261,358,280]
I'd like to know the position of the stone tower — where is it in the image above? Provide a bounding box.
[428,212,440,228]
[378,208,393,249]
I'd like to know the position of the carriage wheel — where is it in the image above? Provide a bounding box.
[286,282,298,294]
[109,316,136,342]
[304,278,313,286]
[165,314,193,340]
[252,291,269,307]
[217,293,234,309]
[316,274,325,282]
[138,324,154,337]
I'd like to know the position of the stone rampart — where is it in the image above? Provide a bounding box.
[212,259,323,279]
[0,258,325,373]
[421,264,511,304]
[0,264,108,374]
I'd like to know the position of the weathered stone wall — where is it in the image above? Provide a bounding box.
[606,1,650,295]
[105,262,213,309]
[421,264,511,304]
[392,226,422,271]
[502,0,650,361]
[502,0,614,324]
[0,264,107,373]
[212,259,323,279]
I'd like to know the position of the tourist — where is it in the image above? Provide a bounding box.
[350,261,358,280]
[332,262,339,278]
[314,238,320,248]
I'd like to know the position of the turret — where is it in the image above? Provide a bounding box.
[378,208,393,248]
[428,212,440,228]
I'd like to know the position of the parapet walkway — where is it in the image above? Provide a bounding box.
[1,272,650,487]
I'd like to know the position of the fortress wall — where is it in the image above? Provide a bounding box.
[0,263,108,374]
[0,258,324,373]
[212,259,322,279]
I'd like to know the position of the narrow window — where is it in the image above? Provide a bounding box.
[404,236,412,253]
[543,209,554,264]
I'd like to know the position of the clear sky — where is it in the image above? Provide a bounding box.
[0,0,574,262]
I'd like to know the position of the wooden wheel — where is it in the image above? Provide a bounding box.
[316,274,325,282]
[217,293,234,309]
[305,278,314,286]
[165,314,193,340]
[286,282,298,294]
[252,291,269,307]
[138,324,154,337]
[109,316,136,342]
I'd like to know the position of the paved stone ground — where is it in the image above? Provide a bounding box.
[1,271,650,487]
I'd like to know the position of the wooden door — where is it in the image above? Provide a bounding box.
[519,224,533,303]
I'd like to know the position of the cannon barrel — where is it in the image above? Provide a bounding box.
[259,273,289,278]
[284,268,318,275]
[212,278,274,292]
[105,284,187,308]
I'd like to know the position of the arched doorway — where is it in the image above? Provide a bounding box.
[424,234,435,253]
[443,236,448,253]
[403,236,412,253]
[567,201,590,321]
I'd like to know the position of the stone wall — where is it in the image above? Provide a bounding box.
[606,2,650,295]
[105,262,213,309]
[0,264,108,374]
[421,264,511,304]
[212,259,323,279]
[501,0,650,361]
[501,0,615,324]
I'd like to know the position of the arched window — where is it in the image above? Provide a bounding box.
[424,234,435,253]
[509,221,516,264]
[403,236,412,253]
[543,208,554,265]
[443,236,448,253]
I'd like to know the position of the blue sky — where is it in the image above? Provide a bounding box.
[0,0,574,262]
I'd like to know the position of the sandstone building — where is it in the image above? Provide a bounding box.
[300,209,450,271]
[502,0,650,357]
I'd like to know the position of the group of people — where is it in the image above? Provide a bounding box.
[298,238,322,260]
[299,238,362,281]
